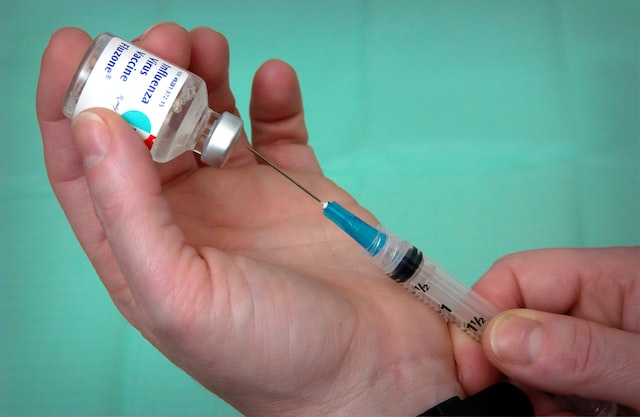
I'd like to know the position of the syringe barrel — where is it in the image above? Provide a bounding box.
[404,255,496,341]
[369,228,617,415]
[371,230,496,341]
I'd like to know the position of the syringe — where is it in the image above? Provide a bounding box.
[322,200,494,341]
[248,147,618,416]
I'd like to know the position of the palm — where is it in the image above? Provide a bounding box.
[37,25,464,416]
[156,164,459,415]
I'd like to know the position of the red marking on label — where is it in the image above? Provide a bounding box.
[144,135,157,149]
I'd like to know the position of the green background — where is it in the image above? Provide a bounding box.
[1,1,638,415]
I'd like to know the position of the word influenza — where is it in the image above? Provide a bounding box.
[103,41,173,105]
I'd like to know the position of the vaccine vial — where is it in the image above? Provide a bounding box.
[63,32,243,167]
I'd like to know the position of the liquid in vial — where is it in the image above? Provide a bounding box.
[63,32,242,167]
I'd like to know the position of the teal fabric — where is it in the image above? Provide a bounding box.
[1,1,638,415]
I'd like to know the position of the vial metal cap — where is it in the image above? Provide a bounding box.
[200,112,243,167]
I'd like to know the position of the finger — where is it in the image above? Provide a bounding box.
[188,27,236,114]
[37,28,90,185]
[188,26,252,167]
[134,22,192,69]
[70,108,215,326]
[37,28,107,253]
[484,309,640,411]
[132,23,202,180]
[472,247,640,328]
[449,323,501,395]
[249,59,321,173]
[37,28,90,125]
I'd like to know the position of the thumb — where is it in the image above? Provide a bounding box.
[71,108,208,321]
[483,309,640,411]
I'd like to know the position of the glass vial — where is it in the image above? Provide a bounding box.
[63,32,243,167]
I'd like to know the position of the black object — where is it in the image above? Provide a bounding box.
[418,382,534,416]
[389,246,423,282]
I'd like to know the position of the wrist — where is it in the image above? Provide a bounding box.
[346,365,465,416]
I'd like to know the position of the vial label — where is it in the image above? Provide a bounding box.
[74,36,188,149]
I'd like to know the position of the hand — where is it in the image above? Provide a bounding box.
[36,23,466,416]
[469,248,640,414]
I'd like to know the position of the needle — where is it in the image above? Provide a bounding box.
[247,146,322,203]
[247,147,613,417]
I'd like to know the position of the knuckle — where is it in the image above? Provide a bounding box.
[548,320,603,384]
[93,189,125,228]
[566,323,596,377]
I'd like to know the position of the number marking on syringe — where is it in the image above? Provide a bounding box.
[410,282,488,338]
[466,316,487,333]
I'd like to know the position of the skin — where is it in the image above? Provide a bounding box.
[36,23,466,416]
[37,22,639,416]
[476,248,640,414]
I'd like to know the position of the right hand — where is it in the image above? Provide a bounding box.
[464,247,640,414]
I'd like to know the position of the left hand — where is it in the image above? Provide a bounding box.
[36,23,482,416]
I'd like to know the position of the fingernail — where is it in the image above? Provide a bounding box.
[131,23,163,43]
[490,313,544,365]
[72,111,110,168]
